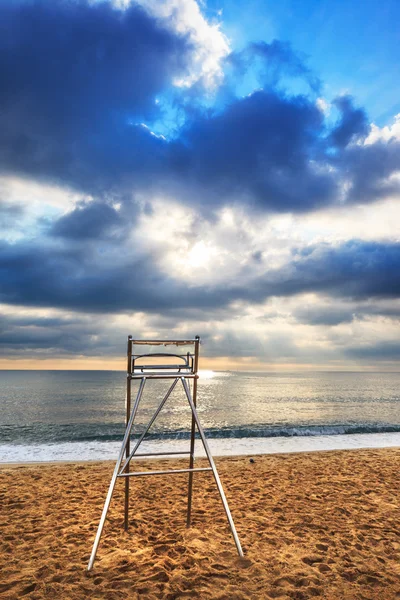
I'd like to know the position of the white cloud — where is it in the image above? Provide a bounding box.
[135,198,296,286]
[0,175,82,213]
[316,97,330,114]
[365,113,400,144]
[135,0,230,89]
[135,194,400,289]
[287,197,400,245]
[0,175,86,241]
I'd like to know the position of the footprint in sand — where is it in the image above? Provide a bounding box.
[315,543,328,552]
[302,555,323,566]
[20,583,37,595]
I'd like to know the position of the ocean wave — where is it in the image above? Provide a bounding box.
[1,421,400,445]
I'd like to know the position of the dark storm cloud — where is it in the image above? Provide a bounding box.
[1,1,400,214]
[51,201,122,239]
[293,306,356,326]
[263,241,400,300]
[1,238,399,316]
[1,233,400,358]
[0,311,122,356]
[0,0,189,193]
[176,90,337,212]
[293,301,400,327]
[0,320,70,352]
[174,89,400,212]
[0,238,238,314]
[345,341,400,361]
[173,88,400,213]
[340,138,400,204]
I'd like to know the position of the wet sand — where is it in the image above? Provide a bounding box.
[0,448,399,599]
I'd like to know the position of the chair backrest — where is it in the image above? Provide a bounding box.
[129,338,199,375]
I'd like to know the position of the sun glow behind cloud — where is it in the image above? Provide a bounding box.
[0,0,400,370]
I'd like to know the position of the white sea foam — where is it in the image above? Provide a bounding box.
[1,432,399,464]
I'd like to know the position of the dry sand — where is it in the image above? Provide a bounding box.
[0,448,399,599]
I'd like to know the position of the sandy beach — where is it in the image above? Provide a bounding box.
[0,448,399,599]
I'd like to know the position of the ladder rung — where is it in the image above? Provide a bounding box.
[129,451,191,457]
[117,467,212,477]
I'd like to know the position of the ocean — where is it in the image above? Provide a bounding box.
[1,370,400,462]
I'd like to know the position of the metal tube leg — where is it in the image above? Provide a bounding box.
[87,378,147,571]
[186,378,197,527]
[120,378,179,473]
[181,378,244,557]
[124,471,129,531]
[124,373,131,531]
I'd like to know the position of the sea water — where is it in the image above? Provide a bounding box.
[0,370,399,462]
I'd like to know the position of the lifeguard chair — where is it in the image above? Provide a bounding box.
[87,336,243,570]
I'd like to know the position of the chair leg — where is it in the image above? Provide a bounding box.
[186,389,196,526]
[87,378,147,571]
[181,377,244,557]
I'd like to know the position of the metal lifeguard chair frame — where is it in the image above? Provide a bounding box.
[87,336,243,570]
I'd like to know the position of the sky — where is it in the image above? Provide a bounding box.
[0,0,400,371]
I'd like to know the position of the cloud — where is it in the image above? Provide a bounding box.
[226,40,321,93]
[1,3,399,216]
[1,231,399,318]
[136,0,230,89]
[365,113,400,144]
[292,295,400,327]
[174,88,338,212]
[172,90,400,213]
[0,199,23,228]
[0,234,238,314]
[50,201,123,240]
[340,138,400,204]
[329,95,370,148]
[264,241,400,300]
[345,341,400,361]
[2,292,399,366]
[1,0,400,366]
[0,0,190,192]
[0,306,128,357]
[293,306,355,326]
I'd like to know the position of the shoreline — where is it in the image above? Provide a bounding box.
[1,441,400,469]
[1,430,400,465]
